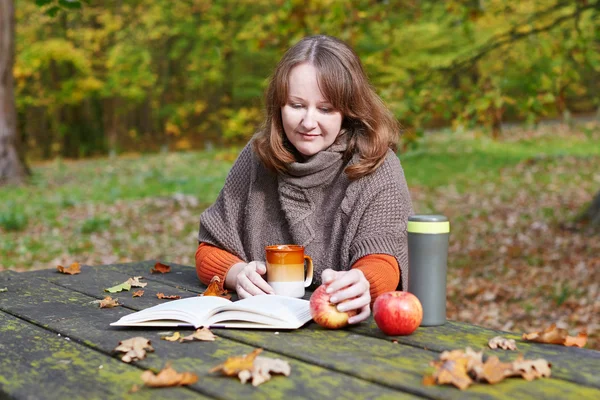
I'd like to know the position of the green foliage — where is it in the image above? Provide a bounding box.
[15,0,600,158]
[80,216,111,234]
[0,203,29,232]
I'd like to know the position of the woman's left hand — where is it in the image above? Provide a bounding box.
[321,268,371,324]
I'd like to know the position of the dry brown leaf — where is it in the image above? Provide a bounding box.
[157,293,181,300]
[238,356,291,387]
[209,348,263,376]
[132,290,144,297]
[522,324,587,347]
[180,327,217,342]
[201,276,231,300]
[114,337,154,363]
[425,347,552,390]
[471,356,514,384]
[161,332,181,342]
[57,262,81,275]
[488,336,518,350]
[141,363,198,387]
[431,358,473,390]
[564,332,588,348]
[99,296,120,308]
[151,262,171,274]
[127,276,147,288]
[510,356,552,381]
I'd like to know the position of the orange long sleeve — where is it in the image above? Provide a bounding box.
[195,243,243,286]
[352,254,400,301]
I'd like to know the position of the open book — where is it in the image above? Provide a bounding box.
[110,295,312,329]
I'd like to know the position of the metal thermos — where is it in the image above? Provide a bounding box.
[407,215,450,326]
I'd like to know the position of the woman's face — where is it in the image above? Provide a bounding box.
[281,63,343,157]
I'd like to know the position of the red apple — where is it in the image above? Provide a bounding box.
[373,291,423,335]
[310,284,357,329]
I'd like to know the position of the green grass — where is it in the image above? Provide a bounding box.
[401,129,600,189]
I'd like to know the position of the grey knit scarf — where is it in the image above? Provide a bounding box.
[198,135,413,289]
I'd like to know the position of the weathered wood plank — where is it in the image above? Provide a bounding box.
[0,277,416,400]
[217,326,600,399]
[28,263,600,390]
[0,311,204,400]
[348,320,600,389]
[5,272,599,400]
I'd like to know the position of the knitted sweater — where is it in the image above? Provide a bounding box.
[197,135,413,290]
[195,243,400,300]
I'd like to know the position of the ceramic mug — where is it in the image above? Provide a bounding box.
[265,245,314,298]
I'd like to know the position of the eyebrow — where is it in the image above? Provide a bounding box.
[288,95,331,104]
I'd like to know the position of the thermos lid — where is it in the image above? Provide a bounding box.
[407,214,450,234]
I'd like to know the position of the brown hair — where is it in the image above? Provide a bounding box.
[253,35,400,180]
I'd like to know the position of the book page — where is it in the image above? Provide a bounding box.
[111,296,232,327]
[215,295,311,325]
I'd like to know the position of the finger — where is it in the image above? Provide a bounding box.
[336,291,370,313]
[248,270,274,294]
[329,280,369,304]
[325,270,361,295]
[348,304,370,324]
[238,274,267,296]
[236,285,252,299]
[321,269,337,285]
[254,261,267,275]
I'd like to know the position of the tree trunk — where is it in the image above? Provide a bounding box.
[0,0,28,185]
[578,189,600,229]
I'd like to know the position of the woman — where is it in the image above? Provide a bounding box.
[196,35,413,324]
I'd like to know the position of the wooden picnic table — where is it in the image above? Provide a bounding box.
[0,261,598,399]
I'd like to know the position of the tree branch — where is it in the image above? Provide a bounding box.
[439,0,600,75]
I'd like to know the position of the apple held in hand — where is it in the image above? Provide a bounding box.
[310,284,357,329]
[373,291,423,336]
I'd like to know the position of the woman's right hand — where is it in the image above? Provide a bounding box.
[226,261,274,298]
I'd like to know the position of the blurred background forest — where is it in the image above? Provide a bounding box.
[1,0,600,348]
[11,0,600,158]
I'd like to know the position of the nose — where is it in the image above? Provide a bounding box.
[300,108,317,131]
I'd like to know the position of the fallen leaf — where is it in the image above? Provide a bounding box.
[509,356,552,381]
[105,281,131,293]
[114,337,154,363]
[471,355,514,384]
[157,293,181,300]
[133,290,144,297]
[564,332,588,348]
[0,287,7,293]
[141,363,198,387]
[522,324,587,347]
[99,296,120,308]
[161,332,181,342]
[151,262,171,274]
[57,262,81,275]
[127,276,147,288]
[425,347,551,389]
[201,276,231,299]
[488,336,518,350]
[180,327,217,342]
[431,357,473,390]
[105,276,147,293]
[209,348,263,376]
[238,356,291,387]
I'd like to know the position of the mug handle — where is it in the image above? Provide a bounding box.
[303,255,314,287]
